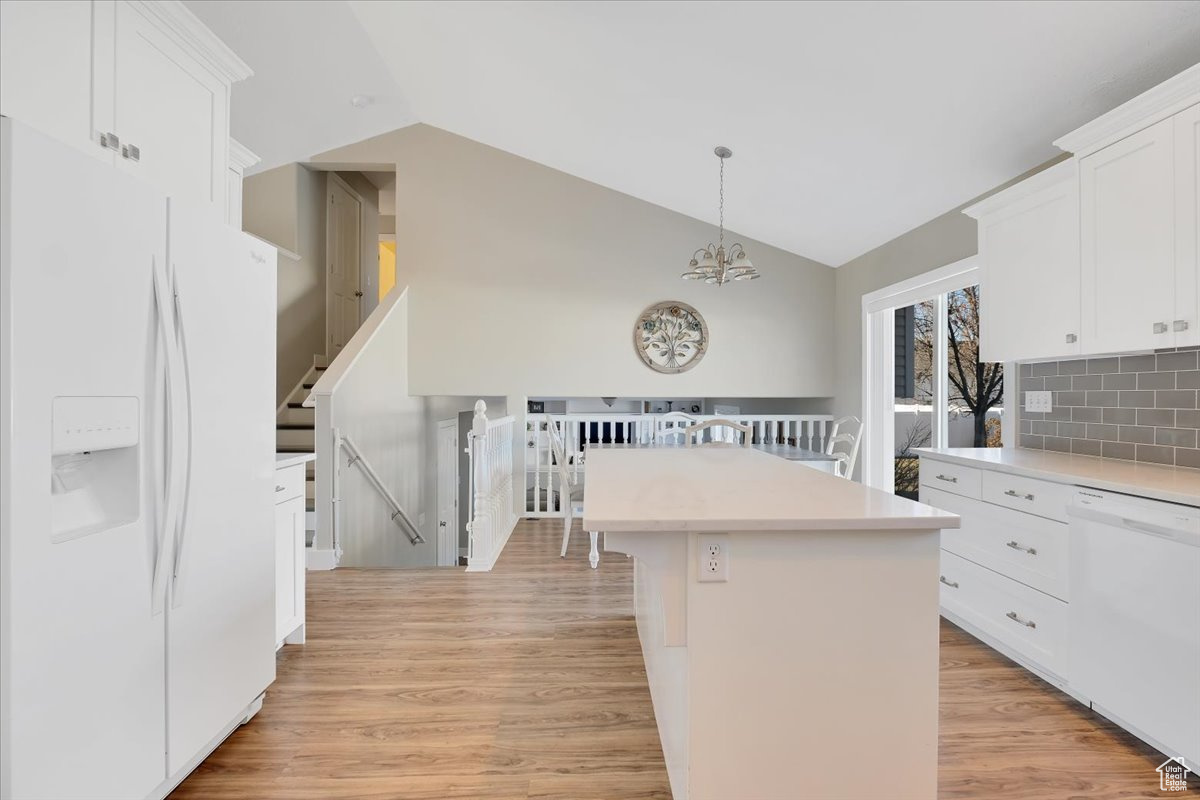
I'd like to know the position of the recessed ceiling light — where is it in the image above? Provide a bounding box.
[349,94,374,109]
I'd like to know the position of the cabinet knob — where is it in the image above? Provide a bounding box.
[1154,322,1169,334]
[1065,333,1077,344]
[354,291,364,297]
[100,132,120,151]
[1174,320,1190,333]
[1006,610,1037,629]
[939,575,959,589]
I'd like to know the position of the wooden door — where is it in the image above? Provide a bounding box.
[1176,103,1200,347]
[113,0,228,217]
[327,177,363,356]
[1080,118,1176,353]
[437,420,459,567]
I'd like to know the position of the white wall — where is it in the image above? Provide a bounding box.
[313,290,430,567]
[244,163,327,405]
[312,124,837,400]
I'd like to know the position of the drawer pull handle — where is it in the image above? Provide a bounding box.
[939,575,959,588]
[1004,489,1035,501]
[275,485,286,493]
[1006,540,1038,556]
[1006,611,1037,629]
[936,474,958,484]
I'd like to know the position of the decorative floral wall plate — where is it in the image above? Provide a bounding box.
[634,301,708,373]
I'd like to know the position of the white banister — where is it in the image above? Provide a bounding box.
[466,401,519,572]
[523,412,836,517]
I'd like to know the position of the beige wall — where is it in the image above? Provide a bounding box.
[244,163,328,406]
[314,124,837,399]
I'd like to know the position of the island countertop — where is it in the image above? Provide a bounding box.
[582,446,959,532]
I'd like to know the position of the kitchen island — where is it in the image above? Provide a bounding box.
[583,446,958,800]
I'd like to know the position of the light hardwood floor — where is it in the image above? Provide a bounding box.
[171,519,1196,799]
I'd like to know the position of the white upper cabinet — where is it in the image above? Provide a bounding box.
[1078,117,1177,353]
[0,1,251,221]
[965,160,1079,363]
[1176,103,1200,348]
[0,1,105,162]
[969,64,1200,362]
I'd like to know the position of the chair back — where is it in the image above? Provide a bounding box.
[546,419,575,489]
[824,416,864,479]
[655,411,697,444]
[683,418,753,448]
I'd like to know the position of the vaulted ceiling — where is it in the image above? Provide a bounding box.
[188,0,1200,266]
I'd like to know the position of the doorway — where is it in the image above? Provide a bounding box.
[436,419,459,567]
[326,174,362,357]
[861,257,1013,493]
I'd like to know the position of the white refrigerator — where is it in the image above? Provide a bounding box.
[0,117,277,799]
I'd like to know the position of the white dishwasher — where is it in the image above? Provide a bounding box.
[1068,489,1200,769]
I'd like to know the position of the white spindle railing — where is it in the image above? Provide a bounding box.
[524,412,835,516]
[466,400,518,572]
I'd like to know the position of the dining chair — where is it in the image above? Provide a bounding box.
[683,418,753,447]
[547,419,599,568]
[654,411,697,444]
[824,416,864,479]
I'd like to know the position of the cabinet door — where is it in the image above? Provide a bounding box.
[1080,118,1176,353]
[274,500,300,643]
[1176,103,1200,347]
[979,165,1080,362]
[0,0,114,163]
[113,0,228,218]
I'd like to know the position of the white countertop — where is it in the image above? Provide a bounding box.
[275,452,315,470]
[582,447,959,532]
[917,447,1200,507]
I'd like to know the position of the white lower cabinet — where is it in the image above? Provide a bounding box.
[922,462,1071,683]
[274,463,306,648]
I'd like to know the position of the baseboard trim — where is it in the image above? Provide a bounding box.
[306,547,339,571]
[464,517,518,572]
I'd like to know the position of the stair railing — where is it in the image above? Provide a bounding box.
[332,427,424,547]
[465,400,518,571]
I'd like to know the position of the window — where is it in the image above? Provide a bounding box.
[863,258,1011,493]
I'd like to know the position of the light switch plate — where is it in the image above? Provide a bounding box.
[1025,391,1053,414]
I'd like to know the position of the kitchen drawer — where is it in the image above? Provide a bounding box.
[939,549,1068,677]
[919,458,981,499]
[925,487,1069,601]
[981,470,1073,523]
[274,464,305,504]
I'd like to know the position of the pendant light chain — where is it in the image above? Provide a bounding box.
[718,156,725,250]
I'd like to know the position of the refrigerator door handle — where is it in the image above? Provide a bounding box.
[170,267,195,606]
[151,260,181,615]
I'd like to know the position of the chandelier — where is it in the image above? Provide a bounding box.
[681,146,760,285]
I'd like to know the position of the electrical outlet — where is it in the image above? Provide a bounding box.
[1024,390,1053,414]
[697,534,729,582]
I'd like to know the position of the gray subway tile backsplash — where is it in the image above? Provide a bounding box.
[1018,348,1200,469]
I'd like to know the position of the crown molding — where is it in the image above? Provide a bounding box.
[129,1,253,83]
[962,159,1075,220]
[228,138,260,171]
[1053,63,1200,157]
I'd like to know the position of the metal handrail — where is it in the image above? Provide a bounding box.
[336,431,425,546]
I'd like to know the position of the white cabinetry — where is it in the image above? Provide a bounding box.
[920,461,1070,682]
[1079,118,1178,353]
[1176,103,1200,348]
[0,0,251,220]
[227,139,261,228]
[274,459,308,647]
[964,160,1079,363]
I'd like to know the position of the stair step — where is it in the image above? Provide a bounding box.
[277,445,313,454]
[286,402,307,409]
[302,383,315,389]
[314,366,327,371]
[277,423,315,431]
